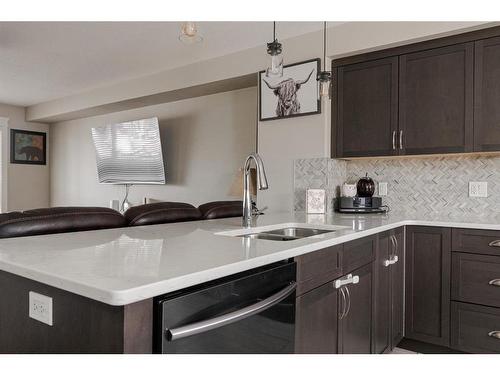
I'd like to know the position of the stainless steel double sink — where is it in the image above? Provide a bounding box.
[237,227,335,241]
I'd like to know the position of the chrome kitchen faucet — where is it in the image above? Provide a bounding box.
[242,153,268,228]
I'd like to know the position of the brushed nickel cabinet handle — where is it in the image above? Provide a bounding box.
[489,279,500,287]
[392,131,396,150]
[390,235,396,257]
[344,285,351,318]
[489,240,500,247]
[488,331,500,339]
[399,130,403,150]
[339,286,346,320]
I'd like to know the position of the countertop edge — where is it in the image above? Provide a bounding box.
[2,218,499,306]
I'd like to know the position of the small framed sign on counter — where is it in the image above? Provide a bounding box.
[306,188,326,214]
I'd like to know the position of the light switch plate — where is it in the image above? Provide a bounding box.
[469,181,488,198]
[29,291,53,326]
[378,182,388,196]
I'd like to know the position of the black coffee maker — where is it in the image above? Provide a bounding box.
[337,174,387,213]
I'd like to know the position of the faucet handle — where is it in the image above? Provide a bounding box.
[252,205,268,215]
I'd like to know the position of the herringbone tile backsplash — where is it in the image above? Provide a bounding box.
[294,155,500,216]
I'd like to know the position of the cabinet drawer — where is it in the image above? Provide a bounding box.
[342,235,375,274]
[452,228,500,256]
[295,245,342,296]
[451,302,500,353]
[452,252,500,308]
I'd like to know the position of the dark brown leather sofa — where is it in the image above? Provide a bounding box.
[124,202,202,227]
[0,201,242,239]
[0,207,127,239]
[198,200,242,220]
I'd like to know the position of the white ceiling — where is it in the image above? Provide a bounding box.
[0,21,342,106]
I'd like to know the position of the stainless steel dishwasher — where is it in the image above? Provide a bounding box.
[154,261,296,354]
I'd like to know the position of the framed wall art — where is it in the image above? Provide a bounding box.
[259,58,321,121]
[10,129,47,165]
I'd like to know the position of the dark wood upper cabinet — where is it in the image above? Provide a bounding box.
[474,36,500,151]
[399,43,474,155]
[334,57,398,158]
[405,226,451,347]
[330,28,500,158]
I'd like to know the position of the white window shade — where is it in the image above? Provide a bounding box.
[91,117,166,184]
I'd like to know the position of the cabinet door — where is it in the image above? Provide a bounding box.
[390,227,405,349]
[338,263,373,354]
[374,227,404,353]
[295,282,338,353]
[373,231,391,354]
[334,57,398,157]
[405,226,451,347]
[399,43,473,155]
[474,36,500,151]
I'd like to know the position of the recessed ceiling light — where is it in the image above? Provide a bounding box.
[179,22,203,44]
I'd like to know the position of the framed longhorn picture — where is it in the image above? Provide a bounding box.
[10,129,47,165]
[259,58,321,121]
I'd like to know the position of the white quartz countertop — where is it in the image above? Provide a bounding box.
[1,211,500,306]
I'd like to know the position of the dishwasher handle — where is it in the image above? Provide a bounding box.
[166,282,297,341]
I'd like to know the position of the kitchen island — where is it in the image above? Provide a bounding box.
[1,211,500,353]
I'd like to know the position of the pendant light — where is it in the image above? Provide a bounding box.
[317,21,332,99]
[266,22,283,78]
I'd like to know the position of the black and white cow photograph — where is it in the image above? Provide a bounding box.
[259,58,321,121]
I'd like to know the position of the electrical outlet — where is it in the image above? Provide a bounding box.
[378,182,388,196]
[469,181,488,198]
[29,291,53,326]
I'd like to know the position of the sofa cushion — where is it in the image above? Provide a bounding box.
[124,202,202,226]
[198,201,242,220]
[0,207,127,239]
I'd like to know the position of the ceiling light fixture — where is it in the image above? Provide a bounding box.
[317,21,332,99]
[266,21,283,78]
[179,22,203,44]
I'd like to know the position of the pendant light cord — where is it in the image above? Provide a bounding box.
[273,21,276,42]
[323,21,327,71]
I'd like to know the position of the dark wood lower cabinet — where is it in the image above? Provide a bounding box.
[374,228,404,354]
[0,270,153,354]
[405,226,451,347]
[295,282,338,354]
[374,231,392,353]
[338,262,373,354]
[451,302,500,353]
[391,227,405,348]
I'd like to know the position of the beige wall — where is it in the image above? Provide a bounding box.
[50,87,257,207]
[0,103,50,211]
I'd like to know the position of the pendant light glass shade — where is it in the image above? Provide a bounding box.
[266,22,283,78]
[318,71,332,99]
[266,52,283,78]
[317,21,332,99]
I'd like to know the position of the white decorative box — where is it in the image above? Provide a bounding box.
[306,189,326,214]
